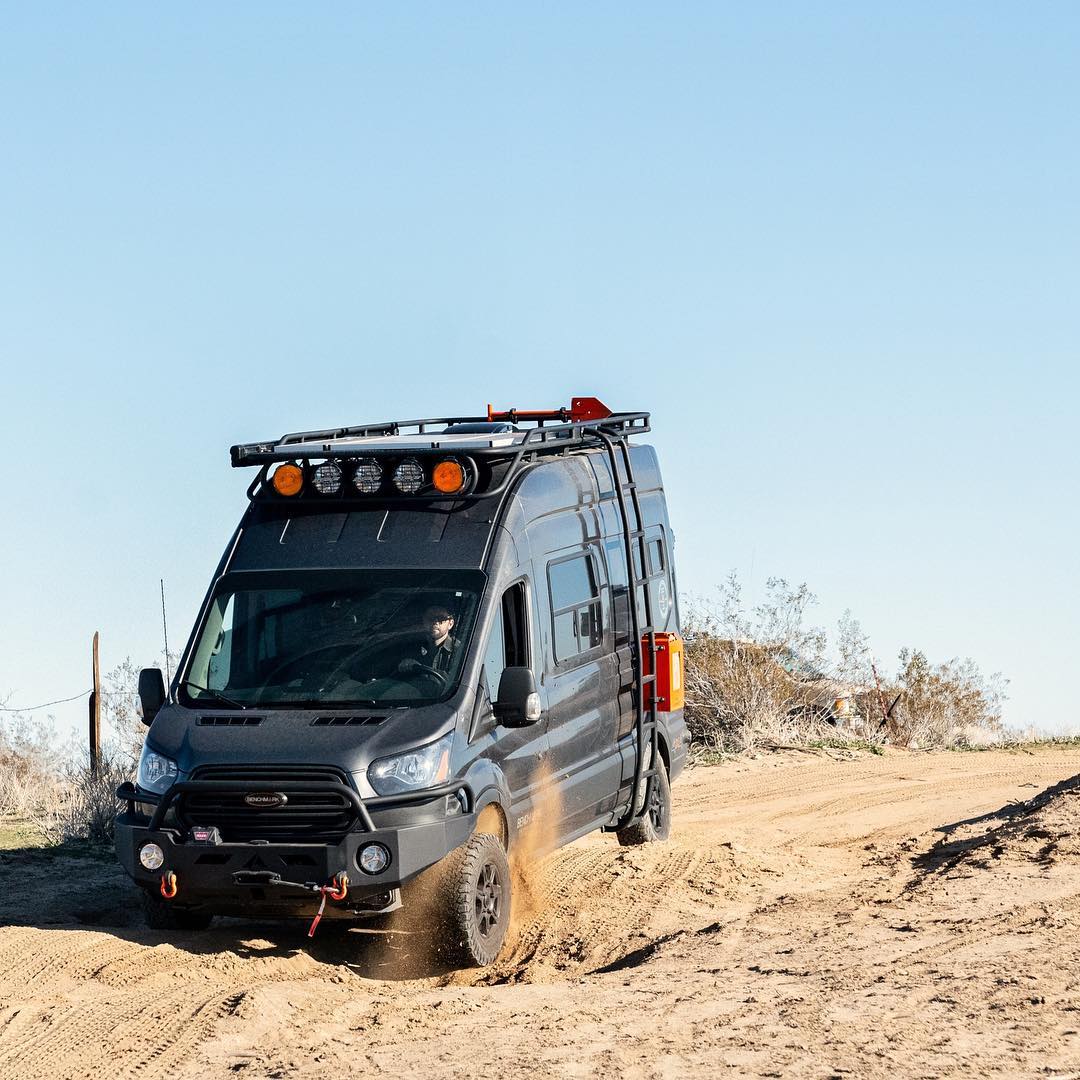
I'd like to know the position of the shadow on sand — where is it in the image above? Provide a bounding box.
[905,772,1080,884]
[0,840,452,980]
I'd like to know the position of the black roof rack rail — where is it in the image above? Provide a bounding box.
[229,398,651,504]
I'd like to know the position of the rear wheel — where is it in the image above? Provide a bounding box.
[140,889,214,931]
[616,760,672,846]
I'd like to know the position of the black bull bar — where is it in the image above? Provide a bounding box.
[116,778,475,836]
[116,778,477,898]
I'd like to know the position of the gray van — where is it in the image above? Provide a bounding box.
[116,398,687,966]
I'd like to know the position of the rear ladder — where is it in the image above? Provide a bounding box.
[592,428,660,830]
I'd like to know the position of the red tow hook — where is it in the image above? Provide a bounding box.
[307,873,349,938]
[160,871,178,900]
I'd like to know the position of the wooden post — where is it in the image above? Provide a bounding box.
[89,631,101,774]
[871,661,890,731]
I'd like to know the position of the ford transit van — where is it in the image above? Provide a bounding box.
[116,398,687,966]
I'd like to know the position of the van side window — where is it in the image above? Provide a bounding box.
[606,528,668,637]
[605,538,631,643]
[501,582,529,668]
[547,553,602,661]
[483,581,530,700]
[481,606,506,701]
[637,531,669,626]
[648,538,665,575]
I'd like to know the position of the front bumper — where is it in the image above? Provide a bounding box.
[115,779,476,915]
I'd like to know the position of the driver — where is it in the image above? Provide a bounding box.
[396,603,459,677]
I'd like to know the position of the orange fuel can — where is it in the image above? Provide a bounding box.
[641,632,685,711]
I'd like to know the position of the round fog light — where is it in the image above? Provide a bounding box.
[312,461,343,495]
[392,459,425,495]
[358,843,391,875]
[139,842,165,871]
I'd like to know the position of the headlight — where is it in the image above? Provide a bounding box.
[367,733,453,796]
[138,745,178,795]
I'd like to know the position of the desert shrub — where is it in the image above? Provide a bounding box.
[883,649,1006,749]
[1,655,151,846]
[39,750,135,845]
[0,713,65,819]
[683,575,867,755]
[683,574,1007,755]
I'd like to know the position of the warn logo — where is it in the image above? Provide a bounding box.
[244,791,288,809]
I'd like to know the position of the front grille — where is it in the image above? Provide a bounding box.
[182,765,357,844]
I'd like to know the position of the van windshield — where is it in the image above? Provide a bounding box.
[179,569,485,709]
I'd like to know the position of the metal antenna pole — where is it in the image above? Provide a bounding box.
[90,631,101,775]
[160,579,172,684]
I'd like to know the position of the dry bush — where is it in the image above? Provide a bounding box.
[1,656,149,846]
[683,574,1007,755]
[40,750,135,846]
[0,714,65,820]
[683,575,870,755]
[883,649,1006,749]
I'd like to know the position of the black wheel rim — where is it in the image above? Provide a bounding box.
[474,861,503,938]
[648,779,665,832]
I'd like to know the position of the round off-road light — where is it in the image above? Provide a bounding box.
[139,842,165,871]
[271,463,304,496]
[312,461,343,495]
[392,459,424,495]
[432,458,466,495]
[358,843,391,875]
[352,458,383,494]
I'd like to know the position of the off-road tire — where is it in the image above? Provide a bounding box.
[140,889,214,931]
[423,832,511,968]
[616,761,672,846]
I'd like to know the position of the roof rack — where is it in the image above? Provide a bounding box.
[230,397,651,503]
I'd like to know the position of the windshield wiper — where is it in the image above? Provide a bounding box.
[271,698,383,709]
[182,680,248,710]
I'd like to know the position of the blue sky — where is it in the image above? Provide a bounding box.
[1,4,1077,737]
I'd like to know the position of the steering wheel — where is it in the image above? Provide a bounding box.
[260,643,361,690]
[397,662,448,691]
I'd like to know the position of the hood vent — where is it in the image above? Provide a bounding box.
[198,715,264,727]
[311,715,386,727]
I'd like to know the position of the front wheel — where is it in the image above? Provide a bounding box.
[140,889,214,931]
[430,832,511,968]
[616,761,672,846]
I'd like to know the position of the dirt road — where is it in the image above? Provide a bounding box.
[2,746,1080,1078]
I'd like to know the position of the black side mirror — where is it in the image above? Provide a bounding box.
[494,667,542,728]
[137,668,167,727]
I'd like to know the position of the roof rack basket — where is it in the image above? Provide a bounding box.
[230,397,651,503]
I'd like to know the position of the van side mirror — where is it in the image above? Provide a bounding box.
[494,667,542,727]
[137,668,167,726]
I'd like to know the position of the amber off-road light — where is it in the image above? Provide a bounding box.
[352,458,383,494]
[312,461,343,495]
[432,458,467,495]
[271,463,304,496]
[393,459,425,495]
